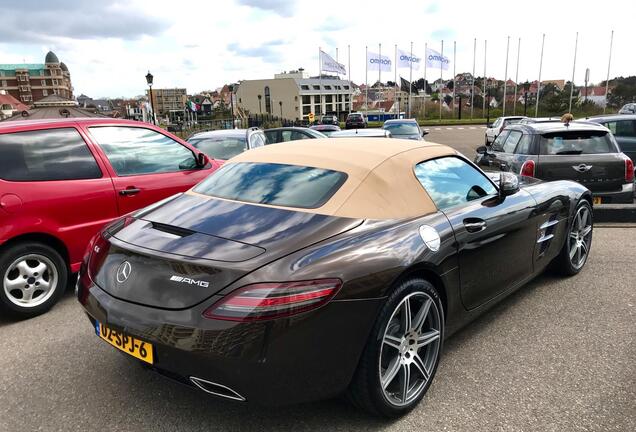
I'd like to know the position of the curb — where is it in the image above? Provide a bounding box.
[594,204,636,223]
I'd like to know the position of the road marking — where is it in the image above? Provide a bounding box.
[434,128,442,130]
[469,127,476,129]
[446,127,453,130]
[457,127,464,130]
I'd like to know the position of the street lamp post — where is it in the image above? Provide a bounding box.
[229,84,235,129]
[523,81,530,116]
[486,80,491,125]
[257,94,262,114]
[145,71,155,125]
[279,100,283,119]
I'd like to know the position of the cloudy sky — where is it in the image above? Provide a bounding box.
[0,0,633,98]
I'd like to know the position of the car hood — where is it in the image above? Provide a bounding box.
[92,193,362,309]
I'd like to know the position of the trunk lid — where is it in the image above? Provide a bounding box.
[536,131,626,192]
[94,193,361,309]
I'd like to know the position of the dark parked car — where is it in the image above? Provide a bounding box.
[618,103,636,114]
[382,119,427,140]
[320,114,339,126]
[78,138,593,417]
[264,127,326,144]
[475,121,634,204]
[345,112,367,129]
[310,124,341,136]
[330,128,391,138]
[583,114,636,163]
[187,128,266,160]
[0,118,219,317]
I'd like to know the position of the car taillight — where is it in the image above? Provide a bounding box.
[625,158,634,183]
[520,159,535,177]
[203,279,342,322]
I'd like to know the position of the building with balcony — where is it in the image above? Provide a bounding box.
[235,69,352,121]
[0,51,73,104]
[147,88,188,116]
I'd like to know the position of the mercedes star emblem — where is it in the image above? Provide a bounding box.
[116,261,132,283]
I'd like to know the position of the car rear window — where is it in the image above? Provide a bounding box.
[540,131,615,155]
[348,114,363,121]
[383,122,419,135]
[188,136,246,160]
[193,162,347,209]
[0,128,102,181]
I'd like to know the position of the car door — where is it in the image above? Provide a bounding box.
[414,156,538,310]
[491,129,523,172]
[481,129,510,170]
[0,126,119,268]
[85,125,212,215]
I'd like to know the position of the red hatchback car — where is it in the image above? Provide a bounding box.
[0,118,220,317]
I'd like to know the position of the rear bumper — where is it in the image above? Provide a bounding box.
[593,182,634,204]
[78,279,381,405]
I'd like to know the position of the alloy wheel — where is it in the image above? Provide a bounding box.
[3,254,58,308]
[379,292,441,407]
[568,205,592,270]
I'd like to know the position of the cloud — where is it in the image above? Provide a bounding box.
[318,17,347,32]
[0,0,167,43]
[227,39,285,63]
[235,0,296,17]
[431,28,456,40]
[425,2,440,13]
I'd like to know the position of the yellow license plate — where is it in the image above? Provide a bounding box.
[593,197,602,205]
[96,322,154,364]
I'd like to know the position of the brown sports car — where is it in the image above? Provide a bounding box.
[77,139,593,417]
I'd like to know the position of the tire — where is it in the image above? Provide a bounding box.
[553,200,593,276]
[0,242,68,318]
[347,278,444,417]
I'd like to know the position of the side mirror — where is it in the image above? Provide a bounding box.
[476,145,488,155]
[499,172,519,197]
[196,152,208,168]
[422,129,429,136]
[487,123,494,128]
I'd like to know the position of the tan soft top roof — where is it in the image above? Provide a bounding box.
[189,138,458,219]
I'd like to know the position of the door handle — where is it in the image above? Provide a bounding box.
[119,187,141,196]
[463,218,487,233]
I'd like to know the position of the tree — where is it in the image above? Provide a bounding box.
[605,76,636,108]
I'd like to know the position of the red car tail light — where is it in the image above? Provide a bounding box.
[520,159,535,177]
[625,157,634,183]
[203,279,342,322]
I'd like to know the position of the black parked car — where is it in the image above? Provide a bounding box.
[187,128,266,160]
[264,127,326,144]
[345,112,367,129]
[583,114,636,163]
[320,114,339,126]
[475,121,634,204]
[79,139,593,417]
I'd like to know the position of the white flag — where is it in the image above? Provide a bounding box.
[367,51,392,72]
[397,49,421,70]
[320,50,347,75]
[426,47,450,71]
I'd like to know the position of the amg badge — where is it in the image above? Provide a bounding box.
[170,275,210,288]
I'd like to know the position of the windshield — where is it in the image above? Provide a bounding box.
[188,135,246,160]
[348,114,363,121]
[383,122,419,135]
[193,162,347,208]
[540,131,614,155]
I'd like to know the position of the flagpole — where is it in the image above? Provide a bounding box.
[423,42,427,120]
[513,37,520,115]
[336,47,340,120]
[348,44,351,116]
[471,38,476,119]
[319,47,323,118]
[535,33,545,118]
[503,36,510,116]
[483,40,487,117]
[439,40,443,122]
[603,30,613,114]
[452,40,456,119]
[394,44,398,119]
[409,41,413,118]
[365,45,368,116]
[568,32,578,113]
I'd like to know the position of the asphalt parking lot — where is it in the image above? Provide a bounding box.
[425,124,485,157]
[0,223,634,431]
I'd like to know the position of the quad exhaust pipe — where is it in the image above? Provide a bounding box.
[189,376,246,401]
